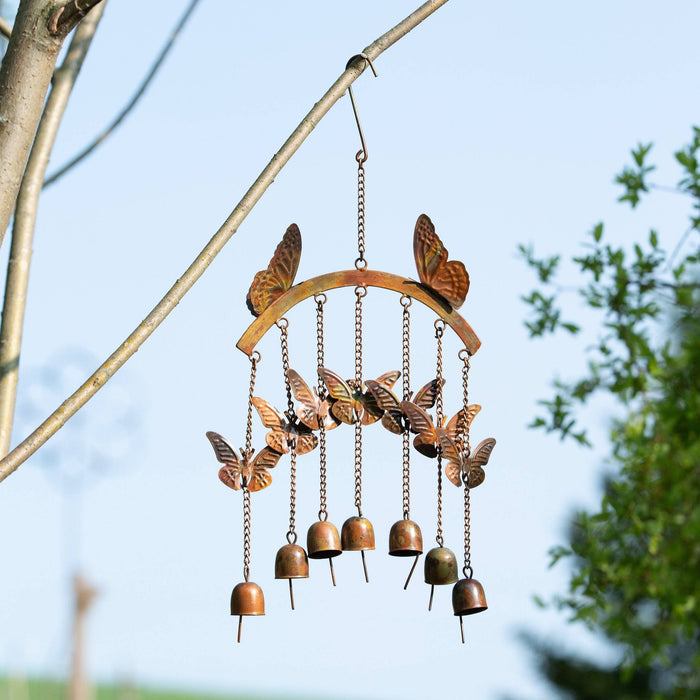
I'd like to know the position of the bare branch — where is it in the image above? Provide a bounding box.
[45,0,203,188]
[0,15,12,39]
[0,3,107,457]
[47,0,105,38]
[0,0,451,482]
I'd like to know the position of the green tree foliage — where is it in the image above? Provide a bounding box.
[521,128,700,696]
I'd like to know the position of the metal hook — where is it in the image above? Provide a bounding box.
[346,54,378,164]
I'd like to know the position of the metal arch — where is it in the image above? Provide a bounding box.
[236,270,481,357]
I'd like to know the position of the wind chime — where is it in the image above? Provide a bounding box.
[206,55,496,643]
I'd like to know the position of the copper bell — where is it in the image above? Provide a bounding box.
[275,543,309,610]
[388,519,423,589]
[452,577,487,643]
[230,581,265,643]
[341,516,375,583]
[307,520,342,586]
[424,546,458,611]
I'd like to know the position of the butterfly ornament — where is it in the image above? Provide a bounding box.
[400,401,481,459]
[441,436,497,489]
[319,367,400,426]
[247,223,302,316]
[206,431,281,492]
[251,397,318,455]
[287,369,340,432]
[413,214,469,309]
[365,378,444,434]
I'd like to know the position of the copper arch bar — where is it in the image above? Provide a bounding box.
[236,270,481,357]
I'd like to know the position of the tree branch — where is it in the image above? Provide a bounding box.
[44,0,203,188]
[0,3,106,457]
[0,0,451,482]
[0,15,12,39]
[47,0,105,38]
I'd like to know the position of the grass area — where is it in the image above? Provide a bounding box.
[0,676,282,700]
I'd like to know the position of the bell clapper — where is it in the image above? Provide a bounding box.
[428,584,435,612]
[328,557,337,586]
[404,554,420,590]
[237,615,243,644]
[361,550,369,583]
[459,615,465,644]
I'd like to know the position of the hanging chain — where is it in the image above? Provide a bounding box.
[463,482,472,578]
[287,449,298,544]
[243,486,251,581]
[277,318,294,422]
[355,159,367,270]
[401,295,412,519]
[353,286,366,515]
[315,294,329,521]
[244,352,260,458]
[434,321,445,546]
[434,320,445,426]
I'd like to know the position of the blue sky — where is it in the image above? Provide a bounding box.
[1,2,699,699]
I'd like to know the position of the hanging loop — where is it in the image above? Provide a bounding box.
[400,293,413,309]
[463,564,474,579]
[345,53,378,165]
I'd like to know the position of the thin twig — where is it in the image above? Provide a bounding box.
[0,2,107,457]
[44,0,203,188]
[0,0,450,482]
[0,15,12,39]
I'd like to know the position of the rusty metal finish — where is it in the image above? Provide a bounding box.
[307,520,342,558]
[251,396,318,455]
[287,368,339,431]
[341,516,376,552]
[424,547,459,586]
[236,269,481,357]
[246,224,302,317]
[388,519,423,557]
[318,367,399,427]
[452,578,487,616]
[275,543,309,579]
[443,436,497,489]
[413,214,469,309]
[230,581,265,616]
[206,431,280,492]
[366,377,443,435]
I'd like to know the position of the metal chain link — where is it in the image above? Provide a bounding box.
[434,321,445,546]
[243,486,251,581]
[353,286,365,515]
[458,350,472,457]
[244,352,260,457]
[463,482,473,578]
[287,448,298,544]
[401,295,412,519]
[277,318,294,421]
[315,294,329,521]
[355,161,367,270]
[436,453,444,547]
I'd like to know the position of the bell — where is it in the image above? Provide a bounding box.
[388,519,423,589]
[307,520,342,586]
[423,546,458,611]
[230,581,265,643]
[452,577,488,643]
[341,516,375,583]
[275,543,309,610]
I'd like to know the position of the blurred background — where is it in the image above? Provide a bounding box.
[0,1,698,698]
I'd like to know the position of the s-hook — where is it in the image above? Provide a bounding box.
[346,53,378,164]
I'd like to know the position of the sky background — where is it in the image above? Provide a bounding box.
[1,1,699,699]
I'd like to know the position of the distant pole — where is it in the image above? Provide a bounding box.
[69,574,98,700]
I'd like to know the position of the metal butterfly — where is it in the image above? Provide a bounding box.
[441,436,497,489]
[252,397,318,455]
[287,368,340,432]
[364,378,444,434]
[399,401,481,459]
[413,214,469,309]
[206,431,281,492]
[246,223,302,317]
[318,367,401,426]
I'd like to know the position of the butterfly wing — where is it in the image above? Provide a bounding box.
[293,430,319,455]
[252,397,290,453]
[445,461,463,488]
[413,214,469,309]
[365,379,402,433]
[247,446,282,492]
[375,370,401,391]
[444,405,482,442]
[400,401,439,458]
[207,431,244,490]
[412,378,444,410]
[288,369,320,430]
[465,438,496,489]
[319,367,357,425]
[246,224,302,316]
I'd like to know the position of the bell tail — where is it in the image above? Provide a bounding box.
[329,557,337,586]
[237,615,243,643]
[361,550,369,583]
[289,579,295,610]
[403,554,420,590]
[428,584,435,611]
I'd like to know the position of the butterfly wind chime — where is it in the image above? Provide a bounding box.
[206,55,496,644]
